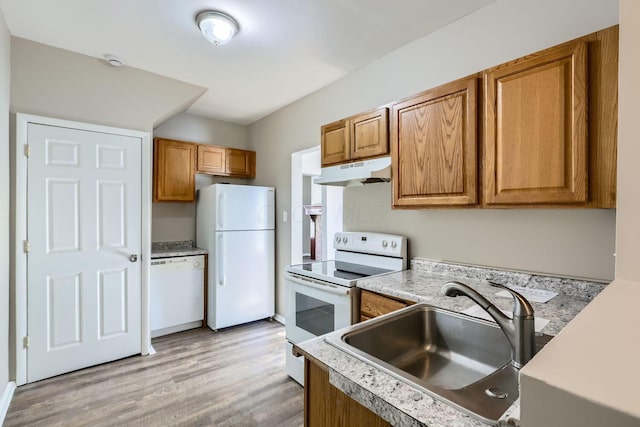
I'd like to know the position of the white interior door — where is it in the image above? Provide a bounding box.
[26,123,142,383]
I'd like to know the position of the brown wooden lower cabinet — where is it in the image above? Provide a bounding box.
[360,289,412,321]
[305,358,390,427]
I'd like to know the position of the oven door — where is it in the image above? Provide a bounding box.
[285,273,355,344]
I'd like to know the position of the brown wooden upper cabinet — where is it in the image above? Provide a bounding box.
[483,41,588,206]
[321,119,350,166]
[226,148,256,178]
[387,25,617,209]
[321,107,389,167]
[153,138,197,202]
[154,139,258,203]
[391,76,478,207]
[196,145,256,178]
[197,145,226,175]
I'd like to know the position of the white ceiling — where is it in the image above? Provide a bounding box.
[0,0,495,125]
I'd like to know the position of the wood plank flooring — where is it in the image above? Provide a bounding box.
[5,320,303,426]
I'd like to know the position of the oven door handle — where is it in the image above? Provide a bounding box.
[287,274,351,296]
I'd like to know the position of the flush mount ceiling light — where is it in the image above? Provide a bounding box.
[196,11,239,46]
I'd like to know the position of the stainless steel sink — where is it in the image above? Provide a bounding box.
[325,303,551,425]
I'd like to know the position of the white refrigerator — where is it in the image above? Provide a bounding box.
[196,184,275,330]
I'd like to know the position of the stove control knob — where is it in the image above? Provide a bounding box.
[382,240,388,248]
[335,236,341,244]
[342,237,348,244]
[391,241,397,249]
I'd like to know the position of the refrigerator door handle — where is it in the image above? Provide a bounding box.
[217,234,225,286]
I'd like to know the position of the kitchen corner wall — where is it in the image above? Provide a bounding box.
[0,7,10,402]
[151,113,251,243]
[10,38,206,131]
[249,0,619,316]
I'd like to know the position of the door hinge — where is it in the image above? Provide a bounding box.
[23,240,30,253]
[24,144,30,157]
[23,336,29,349]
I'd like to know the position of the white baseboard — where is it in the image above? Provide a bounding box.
[0,381,16,425]
[273,314,286,325]
[150,321,203,338]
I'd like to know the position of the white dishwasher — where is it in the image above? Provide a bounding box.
[150,255,205,338]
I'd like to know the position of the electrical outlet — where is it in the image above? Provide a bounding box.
[282,210,288,222]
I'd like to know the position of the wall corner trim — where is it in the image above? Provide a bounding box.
[0,381,16,424]
[273,314,286,325]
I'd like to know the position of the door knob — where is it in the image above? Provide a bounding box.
[129,254,138,262]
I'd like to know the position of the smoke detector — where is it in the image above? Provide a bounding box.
[103,54,124,67]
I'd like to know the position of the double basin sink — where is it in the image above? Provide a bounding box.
[325,303,551,425]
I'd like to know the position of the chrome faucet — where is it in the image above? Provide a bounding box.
[441,281,536,369]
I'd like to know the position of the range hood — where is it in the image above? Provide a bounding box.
[314,157,391,187]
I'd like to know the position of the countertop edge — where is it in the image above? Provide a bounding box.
[150,248,208,259]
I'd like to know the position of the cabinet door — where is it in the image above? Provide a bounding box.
[350,108,389,160]
[197,145,226,174]
[391,76,478,207]
[321,119,350,166]
[360,290,407,320]
[153,138,196,202]
[226,148,256,178]
[483,41,588,205]
[305,359,390,427]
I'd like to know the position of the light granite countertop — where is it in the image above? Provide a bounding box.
[295,259,608,427]
[151,240,208,259]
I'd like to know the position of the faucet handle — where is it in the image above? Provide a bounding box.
[487,281,535,318]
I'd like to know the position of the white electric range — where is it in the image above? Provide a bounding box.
[285,231,408,385]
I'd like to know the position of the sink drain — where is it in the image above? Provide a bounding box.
[485,387,508,399]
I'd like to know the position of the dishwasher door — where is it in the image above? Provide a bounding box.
[151,255,205,337]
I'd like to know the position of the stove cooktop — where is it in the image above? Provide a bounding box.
[286,260,394,287]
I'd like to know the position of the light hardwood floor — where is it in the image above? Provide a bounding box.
[5,320,304,426]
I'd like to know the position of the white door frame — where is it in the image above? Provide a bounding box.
[291,146,343,264]
[290,146,320,266]
[14,113,152,386]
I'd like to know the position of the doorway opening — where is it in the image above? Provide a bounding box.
[291,147,342,265]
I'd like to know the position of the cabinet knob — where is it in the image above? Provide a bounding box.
[129,254,138,263]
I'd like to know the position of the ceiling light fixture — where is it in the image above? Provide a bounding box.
[196,11,239,46]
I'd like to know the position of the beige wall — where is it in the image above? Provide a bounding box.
[520,1,640,424]
[11,37,206,131]
[152,113,251,243]
[614,0,640,281]
[345,185,615,281]
[249,0,619,316]
[0,7,10,397]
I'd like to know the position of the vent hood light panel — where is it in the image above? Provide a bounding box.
[314,157,391,187]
